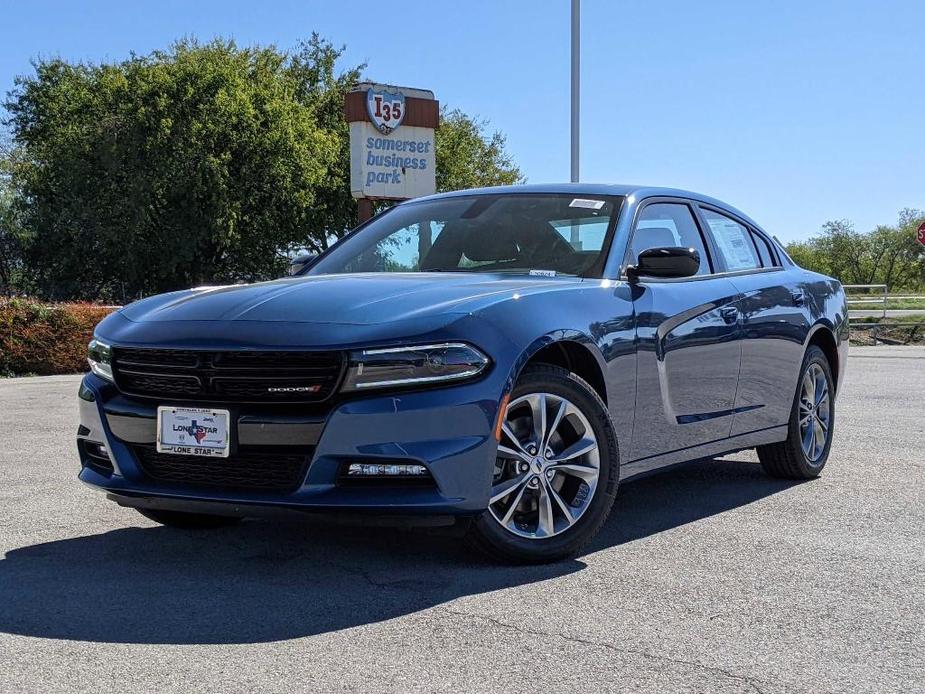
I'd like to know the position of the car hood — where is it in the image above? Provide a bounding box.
[119,272,581,325]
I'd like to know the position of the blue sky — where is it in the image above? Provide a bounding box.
[1,0,922,241]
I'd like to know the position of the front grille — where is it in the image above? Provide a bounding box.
[111,348,344,403]
[133,444,311,493]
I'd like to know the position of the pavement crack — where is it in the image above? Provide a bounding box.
[436,606,825,694]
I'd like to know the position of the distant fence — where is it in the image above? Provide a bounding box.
[844,284,888,320]
[842,284,924,344]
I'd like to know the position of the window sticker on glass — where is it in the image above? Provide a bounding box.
[705,214,758,270]
[568,198,605,210]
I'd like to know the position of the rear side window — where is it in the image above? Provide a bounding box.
[750,230,777,267]
[700,208,760,271]
[630,203,712,275]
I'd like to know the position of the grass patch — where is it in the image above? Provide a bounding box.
[846,296,925,311]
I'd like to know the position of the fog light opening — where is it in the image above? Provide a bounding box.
[80,440,115,476]
[86,441,110,461]
[347,462,429,477]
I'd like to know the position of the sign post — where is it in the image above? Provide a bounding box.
[345,83,439,223]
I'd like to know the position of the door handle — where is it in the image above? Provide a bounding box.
[720,307,739,324]
[791,289,806,306]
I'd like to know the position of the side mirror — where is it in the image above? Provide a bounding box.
[288,253,318,276]
[627,247,700,280]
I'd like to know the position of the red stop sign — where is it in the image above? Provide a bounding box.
[918,221,925,246]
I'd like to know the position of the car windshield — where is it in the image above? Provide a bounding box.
[309,194,622,277]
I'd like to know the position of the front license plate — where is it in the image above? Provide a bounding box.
[156,406,230,458]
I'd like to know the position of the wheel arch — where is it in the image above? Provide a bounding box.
[508,332,609,405]
[805,322,840,392]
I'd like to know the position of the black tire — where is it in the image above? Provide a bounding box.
[136,508,242,529]
[757,345,834,479]
[466,364,620,564]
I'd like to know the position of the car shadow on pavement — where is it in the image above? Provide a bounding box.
[0,457,799,645]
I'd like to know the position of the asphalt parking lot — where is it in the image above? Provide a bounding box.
[0,346,922,694]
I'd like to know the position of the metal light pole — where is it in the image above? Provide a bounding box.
[570,0,580,183]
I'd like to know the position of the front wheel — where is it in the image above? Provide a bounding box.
[466,364,620,563]
[757,345,834,479]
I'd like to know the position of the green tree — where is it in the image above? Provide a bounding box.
[890,209,925,289]
[5,39,339,301]
[435,109,524,191]
[787,210,925,290]
[816,219,870,284]
[0,138,25,294]
[286,34,364,250]
[4,36,525,298]
[785,239,827,276]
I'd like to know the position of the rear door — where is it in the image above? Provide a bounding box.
[627,200,743,462]
[696,206,805,435]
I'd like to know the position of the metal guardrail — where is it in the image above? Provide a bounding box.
[844,283,923,344]
[844,284,888,319]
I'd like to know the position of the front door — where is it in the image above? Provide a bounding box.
[626,201,743,462]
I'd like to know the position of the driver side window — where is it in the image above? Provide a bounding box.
[631,203,712,276]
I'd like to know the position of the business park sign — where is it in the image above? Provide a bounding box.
[346,82,439,202]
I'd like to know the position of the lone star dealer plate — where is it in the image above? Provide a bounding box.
[156,406,230,458]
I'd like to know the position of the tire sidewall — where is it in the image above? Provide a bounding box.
[471,365,620,562]
[790,345,835,474]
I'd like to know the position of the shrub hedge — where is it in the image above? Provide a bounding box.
[0,298,115,376]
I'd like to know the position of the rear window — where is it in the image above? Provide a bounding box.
[750,230,778,267]
[700,208,760,271]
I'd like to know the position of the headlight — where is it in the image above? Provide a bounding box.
[341,342,490,391]
[87,338,113,382]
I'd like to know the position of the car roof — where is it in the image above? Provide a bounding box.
[408,183,767,233]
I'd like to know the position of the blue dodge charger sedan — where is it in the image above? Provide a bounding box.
[78,184,848,562]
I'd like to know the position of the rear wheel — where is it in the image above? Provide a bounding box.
[136,508,242,529]
[757,345,834,479]
[466,364,619,563]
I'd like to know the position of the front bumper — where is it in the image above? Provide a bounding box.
[77,372,506,519]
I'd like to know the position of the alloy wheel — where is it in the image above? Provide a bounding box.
[799,362,830,463]
[490,392,600,539]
